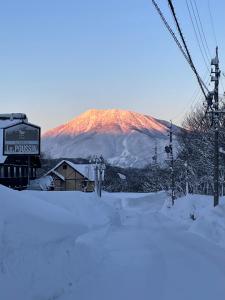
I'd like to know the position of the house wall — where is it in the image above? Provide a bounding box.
[52,162,94,192]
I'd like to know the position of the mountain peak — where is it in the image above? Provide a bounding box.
[42,109,176,167]
[43,109,168,137]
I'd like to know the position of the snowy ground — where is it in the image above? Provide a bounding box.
[0,187,224,300]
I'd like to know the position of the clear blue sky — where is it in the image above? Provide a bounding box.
[0,0,224,132]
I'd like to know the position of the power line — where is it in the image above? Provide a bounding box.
[151,1,191,66]
[207,0,218,46]
[167,0,208,98]
[221,79,225,95]
[172,72,211,123]
[185,0,210,71]
[192,0,212,58]
[172,87,201,122]
[151,0,209,99]
[189,0,211,62]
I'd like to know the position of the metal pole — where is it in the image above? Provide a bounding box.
[212,47,220,207]
[170,122,175,205]
[221,169,224,197]
[27,155,30,188]
[95,164,98,196]
[184,161,188,195]
[99,169,102,198]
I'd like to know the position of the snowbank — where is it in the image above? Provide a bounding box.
[161,194,225,248]
[28,190,115,228]
[123,191,168,211]
[190,204,225,249]
[0,186,116,300]
[0,187,224,299]
[0,185,86,247]
[29,175,53,190]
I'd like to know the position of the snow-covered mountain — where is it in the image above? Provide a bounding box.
[42,109,179,168]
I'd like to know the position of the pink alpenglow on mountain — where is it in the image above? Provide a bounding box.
[42,109,178,168]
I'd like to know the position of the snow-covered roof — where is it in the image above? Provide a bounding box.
[46,160,95,181]
[30,175,53,191]
[50,170,65,181]
[117,172,126,180]
[0,120,21,129]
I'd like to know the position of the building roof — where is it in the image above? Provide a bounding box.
[0,119,22,129]
[117,172,126,180]
[50,170,65,181]
[46,160,95,181]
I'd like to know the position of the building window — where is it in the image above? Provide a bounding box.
[21,167,25,177]
[10,167,14,178]
[4,166,8,178]
[63,164,67,170]
[0,166,4,178]
[16,167,20,178]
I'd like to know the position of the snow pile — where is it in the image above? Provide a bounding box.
[161,194,225,248]
[29,175,53,190]
[0,188,224,299]
[31,191,115,228]
[123,191,168,212]
[0,186,115,300]
[0,185,86,241]
[190,204,225,249]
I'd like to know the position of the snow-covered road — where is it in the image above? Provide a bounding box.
[73,195,225,300]
[0,188,224,300]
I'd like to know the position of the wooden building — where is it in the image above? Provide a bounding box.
[0,113,41,189]
[46,160,95,191]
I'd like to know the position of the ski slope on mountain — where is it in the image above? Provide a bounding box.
[0,187,224,300]
[42,109,179,167]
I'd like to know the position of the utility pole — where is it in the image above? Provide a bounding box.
[98,155,105,198]
[184,161,189,195]
[152,141,159,192]
[210,47,220,207]
[165,121,175,205]
[170,122,175,205]
[152,141,158,166]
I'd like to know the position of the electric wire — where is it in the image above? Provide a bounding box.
[172,72,210,123]
[167,0,208,98]
[151,0,209,99]
[207,0,218,46]
[189,0,211,62]
[221,79,225,95]
[185,0,210,71]
[192,0,212,58]
[151,0,191,66]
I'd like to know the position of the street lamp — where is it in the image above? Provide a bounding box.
[90,155,105,197]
